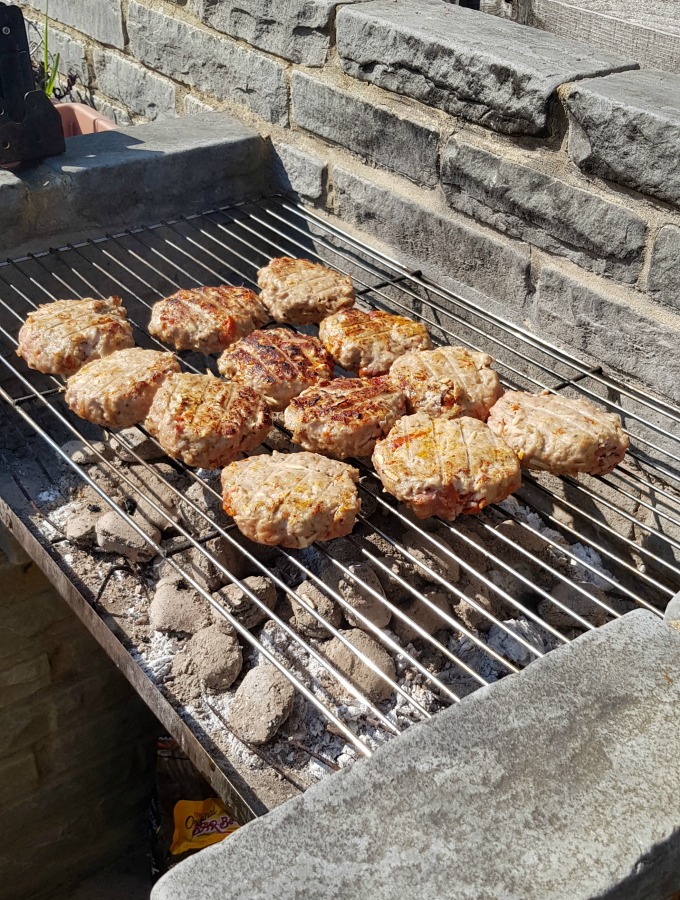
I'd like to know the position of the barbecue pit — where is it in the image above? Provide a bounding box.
[1,195,679,821]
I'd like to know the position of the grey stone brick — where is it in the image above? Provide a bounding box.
[93,51,177,121]
[0,654,51,708]
[441,137,647,283]
[336,0,636,135]
[292,72,439,186]
[648,224,680,311]
[566,69,680,207]
[22,13,89,84]
[0,749,39,806]
[535,265,680,404]
[21,0,124,49]
[152,611,680,900]
[272,142,327,200]
[127,1,288,125]
[200,0,361,67]
[333,165,531,310]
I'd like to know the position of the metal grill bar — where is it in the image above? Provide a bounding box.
[1,196,678,769]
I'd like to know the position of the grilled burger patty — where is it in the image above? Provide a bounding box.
[284,376,407,459]
[17,295,135,377]
[257,257,355,325]
[217,327,334,411]
[221,450,361,548]
[145,372,271,469]
[373,412,521,520]
[319,307,431,377]
[390,345,503,420]
[148,286,268,354]
[486,391,629,476]
[65,347,180,429]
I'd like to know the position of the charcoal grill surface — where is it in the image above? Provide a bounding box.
[1,196,679,816]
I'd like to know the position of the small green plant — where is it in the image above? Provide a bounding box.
[41,2,60,98]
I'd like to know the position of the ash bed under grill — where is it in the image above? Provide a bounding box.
[1,196,679,820]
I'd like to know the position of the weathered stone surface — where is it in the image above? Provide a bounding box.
[535,265,680,404]
[0,749,39,806]
[441,138,646,283]
[151,611,680,900]
[22,0,124,49]
[228,664,295,745]
[200,0,358,67]
[566,68,680,206]
[0,654,51,709]
[212,576,276,630]
[272,142,326,200]
[93,51,177,121]
[184,95,216,116]
[128,2,288,125]
[648,224,680,311]
[292,580,342,639]
[0,172,28,254]
[394,591,451,644]
[337,0,636,135]
[14,114,267,256]
[150,578,213,635]
[184,625,242,691]
[321,628,396,702]
[292,72,439,186]
[332,165,531,310]
[95,510,160,562]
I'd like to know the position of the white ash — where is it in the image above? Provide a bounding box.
[567,543,615,591]
[131,630,180,681]
[486,616,557,667]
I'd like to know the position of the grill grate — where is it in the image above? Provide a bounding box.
[1,196,679,769]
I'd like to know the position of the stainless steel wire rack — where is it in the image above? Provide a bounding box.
[1,195,679,795]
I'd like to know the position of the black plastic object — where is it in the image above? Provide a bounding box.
[0,3,64,165]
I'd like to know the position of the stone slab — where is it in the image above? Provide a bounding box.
[127,1,288,125]
[441,137,647,283]
[152,611,680,899]
[332,164,532,310]
[336,0,637,135]
[5,113,267,257]
[21,0,125,49]
[200,0,362,67]
[292,72,439,186]
[535,264,680,404]
[647,224,680,311]
[530,0,680,75]
[566,68,680,207]
[93,50,177,121]
[272,142,327,200]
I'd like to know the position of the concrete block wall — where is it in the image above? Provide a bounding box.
[13,0,680,405]
[0,525,158,900]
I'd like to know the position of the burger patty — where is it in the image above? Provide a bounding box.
[217,328,334,410]
[145,372,271,469]
[319,308,431,377]
[257,257,355,325]
[17,296,134,377]
[148,286,268,354]
[221,450,361,548]
[389,346,504,420]
[372,412,521,520]
[65,347,180,429]
[284,376,407,459]
[486,391,629,476]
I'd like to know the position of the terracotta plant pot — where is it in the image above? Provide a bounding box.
[54,102,118,137]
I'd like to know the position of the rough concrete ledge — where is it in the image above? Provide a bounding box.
[2,113,268,258]
[337,0,638,135]
[152,610,680,900]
